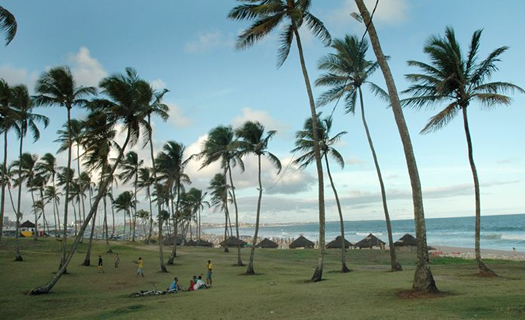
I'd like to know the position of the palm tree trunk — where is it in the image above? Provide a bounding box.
[147,187,153,243]
[462,107,495,276]
[15,132,24,261]
[228,165,243,266]
[60,107,73,269]
[82,204,98,266]
[77,144,86,243]
[324,155,350,273]
[355,0,436,292]
[291,27,326,282]
[147,115,167,272]
[0,132,8,243]
[31,187,38,241]
[246,155,263,274]
[103,194,112,253]
[29,129,133,294]
[132,176,138,241]
[358,87,401,271]
[168,186,179,264]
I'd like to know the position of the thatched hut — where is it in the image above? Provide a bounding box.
[195,239,214,247]
[163,235,183,246]
[219,236,247,248]
[289,235,315,249]
[354,233,386,250]
[394,233,417,247]
[20,220,35,228]
[326,235,352,249]
[256,238,279,248]
[185,239,197,246]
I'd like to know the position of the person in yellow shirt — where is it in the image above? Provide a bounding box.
[206,260,213,286]
[136,257,144,277]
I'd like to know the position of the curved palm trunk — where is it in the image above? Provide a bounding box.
[59,107,74,270]
[103,195,112,253]
[146,186,154,243]
[324,155,350,273]
[82,204,98,266]
[462,108,495,276]
[77,144,86,243]
[29,129,133,294]
[291,28,326,282]
[14,132,24,261]
[228,165,243,266]
[147,115,167,273]
[358,88,401,271]
[0,133,8,242]
[168,185,179,264]
[246,155,263,274]
[131,175,138,242]
[355,0,436,292]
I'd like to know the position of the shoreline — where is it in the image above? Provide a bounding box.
[428,245,525,261]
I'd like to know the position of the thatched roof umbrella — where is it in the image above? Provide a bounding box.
[326,235,352,249]
[354,233,386,249]
[195,239,214,247]
[394,233,417,247]
[186,239,197,246]
[256,238,279,248]
[289,235,315,249]
[20,220,35,228]
[163,235,183,246]
[219,236,247,248]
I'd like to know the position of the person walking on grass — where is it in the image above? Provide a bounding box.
[114,253,120,268]
[97,255,104,273]
[206,260,213,287]
[136,257,144,277]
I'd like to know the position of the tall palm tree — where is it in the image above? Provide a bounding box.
[353,0,437,293]
[118,151,144,241]
[29,68,153,295]
[0,6,17,45]
[12,153,39,240]
[208,173,229,245]
[34,66,96,268]
[229,0,331,281]
[315,35,401,271]
[403,26,525,276]
[292,115,350,272]
[185,188,209,241]
[43,185,61,236]
[35,153,58,232]
[199,125,244,261]
[11,85,48,259]
[114,191,134,239]
[0,79,19,241]
[235,120,281,275]
[138,167,154,242]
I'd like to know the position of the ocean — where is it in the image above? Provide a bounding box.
[204,213,525,252]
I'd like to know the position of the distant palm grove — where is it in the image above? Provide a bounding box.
[0,1,523,295]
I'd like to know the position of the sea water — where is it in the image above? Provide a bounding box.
[204,213,525,251]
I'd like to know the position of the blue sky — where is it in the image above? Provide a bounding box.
[1,0,524,225]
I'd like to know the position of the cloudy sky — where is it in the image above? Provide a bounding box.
[1,0,524,225]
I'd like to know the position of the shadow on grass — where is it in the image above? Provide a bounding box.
[396,289,454,300]
[98,304,146,319]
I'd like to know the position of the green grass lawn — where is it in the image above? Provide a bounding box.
[1,237,524,319]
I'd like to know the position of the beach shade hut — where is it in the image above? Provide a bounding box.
[394,233,418,247]
[195,239,214,247]
[289,235,315,249]
[326,235,352,249]
[20,220,35,228]
[354,233,386,250]
[256,238,279,249]
[186,239,197,246]
[163,235,184,246]
[219,236,247,248]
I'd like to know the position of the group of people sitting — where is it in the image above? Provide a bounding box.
[166,275,209,293]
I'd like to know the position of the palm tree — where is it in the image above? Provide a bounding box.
[403,26,525,276]
[35,153,58,232]
[43,185,61,236]
[11,153,39,240]
[114,191,134,240]
[11,85,48,259]
[29,68,154,295]
[118,151,144,241]
[353,0,437,293]
[315,35,401,271]
[292,115,350,272]
[208,173,229,245]
[34,66,96,268]
[199,125,244,260]
[235,120,281,274]
[138,167,154,242]
[229,0,331,281]
[0,6,17,45]
[0,79,19,241]
[185,188,209,241]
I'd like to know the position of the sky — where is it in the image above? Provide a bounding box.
[1,0,524,225]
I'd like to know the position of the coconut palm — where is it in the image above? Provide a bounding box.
[34,66,96,268]
[29,68,154,295]
[235,120,281,274]
[0,6,16,45]
[229,0,331,281]
[185,188,209,241]
[118,151,144,241]
[315,35,401,271]
[138,167,154,242]
[403,26,525,275]
[11,153,39,240]
[11,85,48,259]
[43,185,61,236]
[292,114,350,272]
[114,191,134,240]
[35,153,58,232]
[353,0,437,292]
[208,173,229,244]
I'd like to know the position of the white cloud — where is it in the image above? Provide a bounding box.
[67,47,107,87]
[329,0,409,29]
[231,107,288,133]
[150,79,167,91]
[0,65,39,90]
[167,102,191,128]
[184,31,231,53]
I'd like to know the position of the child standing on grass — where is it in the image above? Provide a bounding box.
[97,255,104,273]
[136,257,144,277]
[114,253,120,268]
[206,260,213,286]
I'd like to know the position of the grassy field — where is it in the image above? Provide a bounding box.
[0,237,524,320]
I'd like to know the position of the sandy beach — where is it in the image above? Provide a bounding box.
[429,245,525,261]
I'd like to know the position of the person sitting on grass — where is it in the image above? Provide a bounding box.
[187,276,197,291]
[167,277,180,293]
[194,275,208,290]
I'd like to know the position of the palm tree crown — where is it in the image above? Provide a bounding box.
[0,6,17,45]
